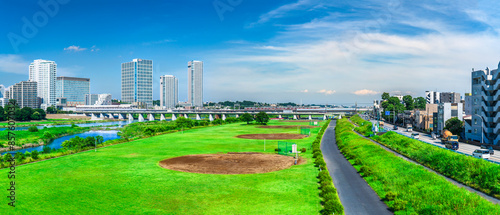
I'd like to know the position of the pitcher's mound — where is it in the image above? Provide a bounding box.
[159,153,297,174]
[236,133,307,139]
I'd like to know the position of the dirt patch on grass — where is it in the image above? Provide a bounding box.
[236,133,307,139]
[159,153,298,174]
[257,125,319,129]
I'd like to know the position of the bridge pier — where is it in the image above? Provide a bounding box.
[139,114,145,122]
[323,115,326,120]
[209,114,214,121]
[100,113,105,119]
[160,114,166,121]
[91,113,98,120]
[278,115,282,119]
[127,113,134,121]
[196,114,201,120]
[235,114,239,118]
[184,114,188,119]
[172,114,177,121]
[309,115,312,120]
[148,114,155,121]
[293,115,297,120]
[118,113,125,120]
[222,114,226,121]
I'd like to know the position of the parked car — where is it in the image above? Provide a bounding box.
[411,133,420,139]
[393,125,398,130]
[473,149,491,159]
[480,145,495,155]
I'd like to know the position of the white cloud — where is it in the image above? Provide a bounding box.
[354,89,379,96]
[249,0,319,26]
[0,55,29,74]
[301,89,309,93]
[64,45,87,52]
[142,39,175,46]
[90,45,100,52]
[317,89,336,95]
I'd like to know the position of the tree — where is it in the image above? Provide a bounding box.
[0,106,4,121]
[175,117,194,129]
[28,126,39,132]
[255,112,270,125]
[212,118,224,125]
[42,146,51,154]
[32,111,41,120]
[414,97,426,110]
[46,106,57,114]
[381,92,390,100]
[403,95,414,110]
[31,150,39,160]
[445,117,464,138]
[34,108,46,119]
[240,113,254,124]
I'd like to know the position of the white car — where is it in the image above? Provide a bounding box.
[411,133,420,139]
[473,149,491,159]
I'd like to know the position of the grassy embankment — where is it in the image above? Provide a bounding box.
[336,118,500,214]
[350,114,500,200]
[0,120,329,214]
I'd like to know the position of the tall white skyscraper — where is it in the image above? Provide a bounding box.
[188,60,203,107]
[121,59,153,107]
[0,85,5,99]
[29,59,57,108]
[160,75,178,109]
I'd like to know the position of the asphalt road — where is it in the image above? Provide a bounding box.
[364,115,500,164]
[321,120,392,215]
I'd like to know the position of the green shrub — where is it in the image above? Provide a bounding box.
[300,148,306,153]
[31,150,39,160]
[28,126,39,132]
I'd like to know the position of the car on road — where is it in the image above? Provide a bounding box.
[393,125,398,130]
[473,149,491,159]
[480,145,495,155]
[411,133,420,139]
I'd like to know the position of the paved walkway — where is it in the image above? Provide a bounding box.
[321,120,392,215]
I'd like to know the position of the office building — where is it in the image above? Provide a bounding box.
[85,94,111,105]
[121,59,153,107]
[0,85,4,99]
[440,92,461,103]
[160,75,178,109]
[29,59,57,109]
[188,60,203,107]
[56,76,90,106]
[9,81,39,109]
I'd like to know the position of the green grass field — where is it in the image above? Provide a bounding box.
[0,120,323,214]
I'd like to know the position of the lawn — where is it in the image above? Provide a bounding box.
[0,120,323,214]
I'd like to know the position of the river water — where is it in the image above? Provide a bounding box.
[0,120,142,131]
[1,130,120,155]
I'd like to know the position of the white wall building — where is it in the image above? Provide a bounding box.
[0,85,4,99]
[188,60,203,107]
[121,59,153,107]
[435,103,463,135]
[160,75,178,109]
[29,59,57,109]
[425,91,441,104]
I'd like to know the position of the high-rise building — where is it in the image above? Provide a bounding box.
[188,60,203,107]
[160,75,178,109]
[56,76,90,106]
[465,63,500,145]
[85,94,99,105]
[9,81,39,109]
[29,59,57,109]
[0,85,5,99]
[425,91,440,104]
[440,92,461,103]
[121,59,153,107]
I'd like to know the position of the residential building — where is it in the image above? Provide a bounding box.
[9,81,39,109]
[0,85,4,98]
[464,93,472,116]
[440,92,461,103]
[160,75,178,109]
[425,91,440,104]
[435,103,463,135]
[121,59,153,107]
[465,64,500,145]
[56,76,90,106]
[188,60,203,107]
[414,104,438,130]
[29,59,57,109]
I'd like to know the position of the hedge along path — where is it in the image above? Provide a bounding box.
[336,119,500,214]
[348,118,500,205]
[351,114,500,202]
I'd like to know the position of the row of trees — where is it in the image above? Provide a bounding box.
[61,136,104,150]
[240,112,270,125]
[380,92,426,123]
[0,104,47,121]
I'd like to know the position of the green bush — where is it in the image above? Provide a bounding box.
[31,150,39,160]
[28,126,39,132]
[300,148,306,153]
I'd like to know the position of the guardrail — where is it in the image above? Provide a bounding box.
[387,127,500,165]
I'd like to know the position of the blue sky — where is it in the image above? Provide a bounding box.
[1,0,500,105]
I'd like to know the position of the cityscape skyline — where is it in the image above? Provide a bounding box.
[3,1,500,104]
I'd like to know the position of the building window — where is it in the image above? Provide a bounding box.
[474,129,478,134]
[474,119,477,125]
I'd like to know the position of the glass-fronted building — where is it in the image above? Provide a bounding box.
[188,60,203,107]
[56,76,90,106]
[160,75,178,109]
[121,59,153,107]
[29,59,57,109]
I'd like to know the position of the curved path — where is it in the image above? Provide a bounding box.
[321,120,392,215]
